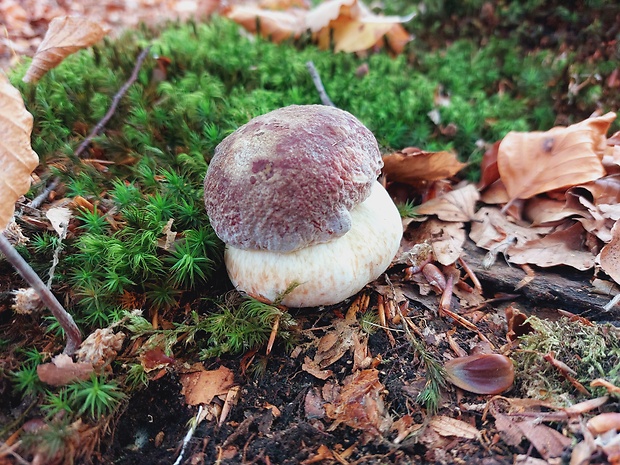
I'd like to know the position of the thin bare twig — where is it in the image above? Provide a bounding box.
[306,61,335,107]
[0,233,81,354]
[28,177,59,209]
[75,46,152,158]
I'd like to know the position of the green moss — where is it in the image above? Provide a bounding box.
[514,316,620,403]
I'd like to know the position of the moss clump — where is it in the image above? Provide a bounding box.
[514,316,620,403]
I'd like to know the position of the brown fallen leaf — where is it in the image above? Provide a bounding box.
[324,368,391,440]
[478,141,501,190]
[224,5,304,43]
[429,415,481,440]
[0,74,39,230]
[407,218,465,265]
[37,354,94,386]
[598,220,620,285]
[382,147,467,185]
[508,221,595,271]
[23,16,109,83]
[497,112,615,203]
[415,184,480,222]
[180,366,236,406]
[306,0,413,54]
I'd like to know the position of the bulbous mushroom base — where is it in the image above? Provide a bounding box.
[224,181,403,307]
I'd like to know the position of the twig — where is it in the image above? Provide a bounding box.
[75,46,152,158]
[306,61,335,107]
[28,177,59,209]
[0,233,81,355]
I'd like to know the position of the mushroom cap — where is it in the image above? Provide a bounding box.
[224,181,403,307]
[204,105,382,253]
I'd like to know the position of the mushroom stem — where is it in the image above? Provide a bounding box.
[0,233,81,355]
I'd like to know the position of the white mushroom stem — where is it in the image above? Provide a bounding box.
[225,181,402,307]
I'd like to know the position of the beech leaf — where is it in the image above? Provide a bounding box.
[444,354,515,395]
[497,112,615,202]
[382,147,467,185]
[598,220,620,285]
[415,184,480,222]
[180,366,235,406]
[23,16,109,84]
[0,75,39,230]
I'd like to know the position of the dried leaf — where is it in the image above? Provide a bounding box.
[224,5,303,43]
[598,220,620,284]
[497,112,615,202]
[383,147,467,185]
[180,366,236,406]
[324,369,391,439]
[523,196,584,226]
[0,74,39,230]
[478,141,501,190]
[140,347,175,372]
[444,354,515,395]
[46,206,72,239]
[23,16,109,83]
[429,415,481,440]
[306,0,413,53]
[508,222,595,271]
[76,327,125,369]
[407,218,465,265]
[587,412,620,435]
[415,184,480,222]
[37,354,94,386]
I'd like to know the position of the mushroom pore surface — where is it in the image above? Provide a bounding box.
[203,105,382,252]
[224,181,403,307]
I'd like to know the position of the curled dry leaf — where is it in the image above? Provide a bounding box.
[0,74,39,230]
[587,412,620,435]
[497,112,615,202]
[415,184,480,222]
[307,0,413,53]
[507,222,596,271]
[37,353,94,386]
[407,218,465,265]
[23,16,109,84]
[382,147,467,185]
[324,368,391,439]
[444,353,515,395]
[224,5,304,43]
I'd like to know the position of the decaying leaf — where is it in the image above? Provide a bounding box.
[497,112,615,202]
[307,0,413,53]
[225,0,412,54]
[180,366,236,406]
[0,74,39,230]
[76,327,125,369]
[23,16,109,83]
[37,354,94,386]
[407,218,465,265]
[45,207,72,239]
[324,368,391,440]
[382,147,467,185]
[507,222,596,271]
[598,220,620,285]
[224,5,304,43]
[415,184,480,222]
[428,415,481,440]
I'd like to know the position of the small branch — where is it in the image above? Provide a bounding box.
[306,61,335,107]
[28,177,59,209]
[75,46,152,158]
[0,233,81,355]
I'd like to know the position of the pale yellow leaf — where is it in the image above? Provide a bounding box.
[23,16,109,83]
[0,74,39,230]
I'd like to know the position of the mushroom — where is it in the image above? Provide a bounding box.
[204,105,402,307]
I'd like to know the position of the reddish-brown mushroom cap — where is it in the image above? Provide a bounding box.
[204,105,383,253]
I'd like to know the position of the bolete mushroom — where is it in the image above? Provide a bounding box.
[204,105,402,307]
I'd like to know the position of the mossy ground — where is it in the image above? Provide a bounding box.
[1,2,619,463]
